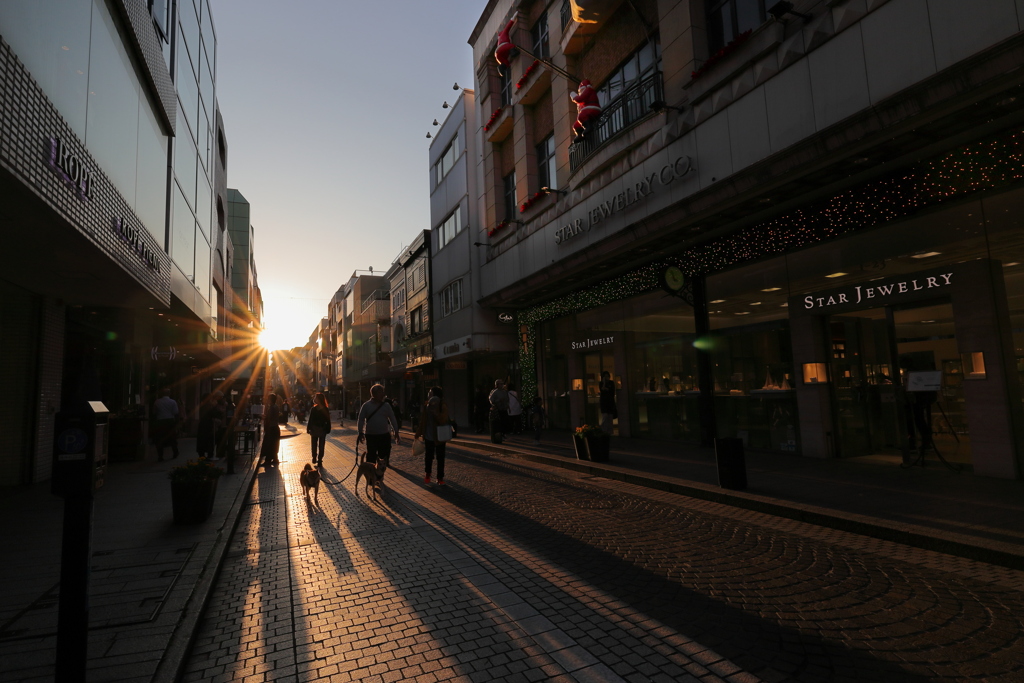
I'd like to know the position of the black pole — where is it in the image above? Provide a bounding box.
[691,275,716,447]
[55,491,93,682]
[512,44,581,83]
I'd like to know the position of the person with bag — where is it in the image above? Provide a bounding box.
[357,384,401,476]
[307,392,332,466]
[416,386,452,486]
[488,379,509,442]
[507,384,523,435]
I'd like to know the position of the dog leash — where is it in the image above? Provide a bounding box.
[320,438,362,486]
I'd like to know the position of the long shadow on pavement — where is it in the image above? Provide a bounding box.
[384,446,1023,683]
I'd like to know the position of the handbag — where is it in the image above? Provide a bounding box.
[436,424,454,442]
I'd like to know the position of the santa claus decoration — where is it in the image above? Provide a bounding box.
[494,19,516,74]
[571,80,602,140]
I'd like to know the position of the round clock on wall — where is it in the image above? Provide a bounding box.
[661,266,685,294]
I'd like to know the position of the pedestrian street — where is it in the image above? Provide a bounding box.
[182,431,1024,683]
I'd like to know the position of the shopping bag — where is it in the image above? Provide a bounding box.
[412,437,426,457]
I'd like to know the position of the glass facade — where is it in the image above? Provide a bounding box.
[0,0,169,243]
[170,0,217,306]
[535,183,1024,474]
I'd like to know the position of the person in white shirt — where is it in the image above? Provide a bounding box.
[357,385,401,476]
[152,388,180,461]
[507,384,523,435]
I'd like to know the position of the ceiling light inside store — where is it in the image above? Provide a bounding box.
[761,287,781,292]
[735,312,750,315]
[911,251,941,259]
[825,272,847,278]
[750,302,762,305]
[1004,262,1020,267]
[921,320,935,323]
[710,299,726,304]
[780,303,789,307]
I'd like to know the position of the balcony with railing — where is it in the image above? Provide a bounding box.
[361,290,390,322]
[569,71,662,172]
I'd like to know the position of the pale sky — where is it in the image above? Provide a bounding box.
[213,0,483,350]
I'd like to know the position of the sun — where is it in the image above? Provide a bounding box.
[259,327,288,352]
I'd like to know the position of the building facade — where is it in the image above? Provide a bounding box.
[0,0,237,484]
[429,90,519,426]
[470,0,1024,478]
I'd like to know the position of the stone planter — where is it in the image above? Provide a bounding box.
[171,479,218,524]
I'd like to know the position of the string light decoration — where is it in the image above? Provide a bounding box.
[516,60,541,90]
[483,106,505,132]
[516,127,1024,401]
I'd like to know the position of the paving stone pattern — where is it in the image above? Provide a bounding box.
[183,434,1024,683]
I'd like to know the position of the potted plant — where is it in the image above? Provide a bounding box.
[575,424,610,462]
[168,457,224,524]
[572,426,590,460]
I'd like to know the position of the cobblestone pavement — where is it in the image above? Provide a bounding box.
[183,433,1024,683]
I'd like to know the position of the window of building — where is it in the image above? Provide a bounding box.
[392,286,406,312]
[596,39,661,107]
[440,279,463,317]
[438,207,463,249]
[150,0,170,41]
[536,134,556,191]
[434,133,460,187]
[410,307,423,334]
[532,14,550,60]
[500,67,513,106]
[706,0,766,53]
[412,261,427,291]
[503,171,517,221]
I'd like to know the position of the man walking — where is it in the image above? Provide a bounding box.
[152,388,180,461]
[357,384,401,476]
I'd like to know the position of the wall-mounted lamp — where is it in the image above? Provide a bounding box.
[540,186,568,196]
[426,133,432,138]
[507,219,525,226]
[768,1,811,22]
[453,82,460,90]
[649,100,684,113]
[432,119,439,126]
[442,101,450,108]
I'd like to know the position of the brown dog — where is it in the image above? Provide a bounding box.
[355,458,387,500]
[300,463,321,504]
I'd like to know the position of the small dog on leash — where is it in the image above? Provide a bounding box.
[300,463,321,504]
[355,458,388,500]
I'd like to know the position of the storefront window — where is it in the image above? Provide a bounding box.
[538,291,697,440]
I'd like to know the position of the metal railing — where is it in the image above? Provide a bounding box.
[569,71,663,172]
[561,0,572,30]
[361,289,389,314]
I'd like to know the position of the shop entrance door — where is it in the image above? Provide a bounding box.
[584,351,615,433]
[829,302,972,465]
[829,312,900,458]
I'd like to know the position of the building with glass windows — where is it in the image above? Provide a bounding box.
[429,90,519,425]
[470,0,1024,479]
[0,0,236,485]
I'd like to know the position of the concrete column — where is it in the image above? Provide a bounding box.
[790,313,835,458]
[951,260,1023,478]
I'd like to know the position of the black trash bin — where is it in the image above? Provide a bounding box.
[715,437,747,490]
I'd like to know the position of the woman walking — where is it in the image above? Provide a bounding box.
[307,392,332,466]
[416,386,452,486]
[261,394,282,468]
